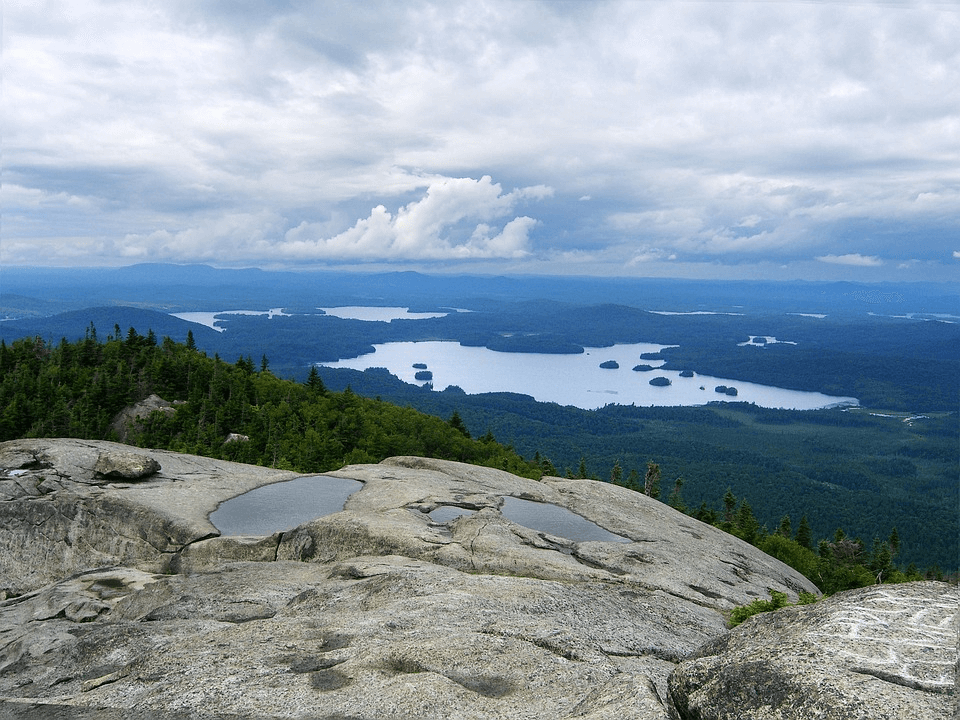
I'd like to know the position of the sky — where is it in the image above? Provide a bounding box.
[3,0,959,281]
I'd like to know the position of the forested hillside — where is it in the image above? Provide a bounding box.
[0,327,539,478]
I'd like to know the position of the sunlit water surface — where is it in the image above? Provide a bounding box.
[321,340,858,411]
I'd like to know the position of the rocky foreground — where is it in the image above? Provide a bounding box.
[0,438,955,719]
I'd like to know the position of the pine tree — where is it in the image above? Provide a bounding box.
[722,488,737,523]
[305,366,326,394]
[668,476,686,511]
[736,500,760,544]
[888,527,900,558]
[795,515,812,549]
[610,460,623,484]
[448,411,470,438]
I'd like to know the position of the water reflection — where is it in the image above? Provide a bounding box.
[428,498,630,543]
[502,497,630,543]
[429,506,475,523]
[210,476,362,535]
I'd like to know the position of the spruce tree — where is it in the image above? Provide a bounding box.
[795,515,812,549]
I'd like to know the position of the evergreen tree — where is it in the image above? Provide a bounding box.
[795,515,812,549]
[888,527,900,558]
[448,411,470,438]
[305,366,326,394]
[776,515,792,539]
[610,460,622,485]
[870,537,893,583]
[735,500,761,544]
[722,488,737,524]
[668,476,686,512]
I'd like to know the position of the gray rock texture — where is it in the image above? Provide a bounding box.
[1,438,953,719]
[0,438,297,595]
[669,582,959,720]
[108,394,178,443]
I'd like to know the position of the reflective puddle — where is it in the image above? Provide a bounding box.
[429,497,630,543]
[210,476,363,535]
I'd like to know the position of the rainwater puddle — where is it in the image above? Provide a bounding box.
[428,497,630,543]
[210,476,362,535]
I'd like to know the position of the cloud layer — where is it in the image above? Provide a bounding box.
[3,0,958,280]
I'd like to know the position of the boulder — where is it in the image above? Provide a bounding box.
[93,450,161,480]
[108,394,177,443]
[668,582,959,720]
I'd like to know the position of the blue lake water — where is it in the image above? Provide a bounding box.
[169,306,859,410]
[317,306,451,321]
[210,475,363,535]
[320,340,858,411]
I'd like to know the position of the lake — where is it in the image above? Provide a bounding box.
[320,340,859,411]
[170,306,859,410]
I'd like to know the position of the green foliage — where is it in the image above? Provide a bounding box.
[728,589,819,628]
[0,333,542,479]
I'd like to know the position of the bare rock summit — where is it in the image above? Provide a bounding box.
[0,438,954,719]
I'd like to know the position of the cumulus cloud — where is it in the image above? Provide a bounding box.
[276,176,550,261]
[953,250,960,259]
[816,253,885,267]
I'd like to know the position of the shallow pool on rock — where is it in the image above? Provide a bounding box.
[429,497,630,543]
[210,476,363,536]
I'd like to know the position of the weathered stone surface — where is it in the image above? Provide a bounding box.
[2,439,943,719]
[0,438,297,595]
[108,393,177,443]
[668,582,959,720]
[277,457,818,613]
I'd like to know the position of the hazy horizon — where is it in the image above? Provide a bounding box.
[3,1,958,282]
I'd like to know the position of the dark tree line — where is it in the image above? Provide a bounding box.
[0,328,541,478]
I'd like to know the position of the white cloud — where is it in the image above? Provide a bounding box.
[119,211,287,262]
[3,1,958,279]
[816,253,885,267]
[278,176,549,261]
[953,250,960,259]
[627,247,677,265]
